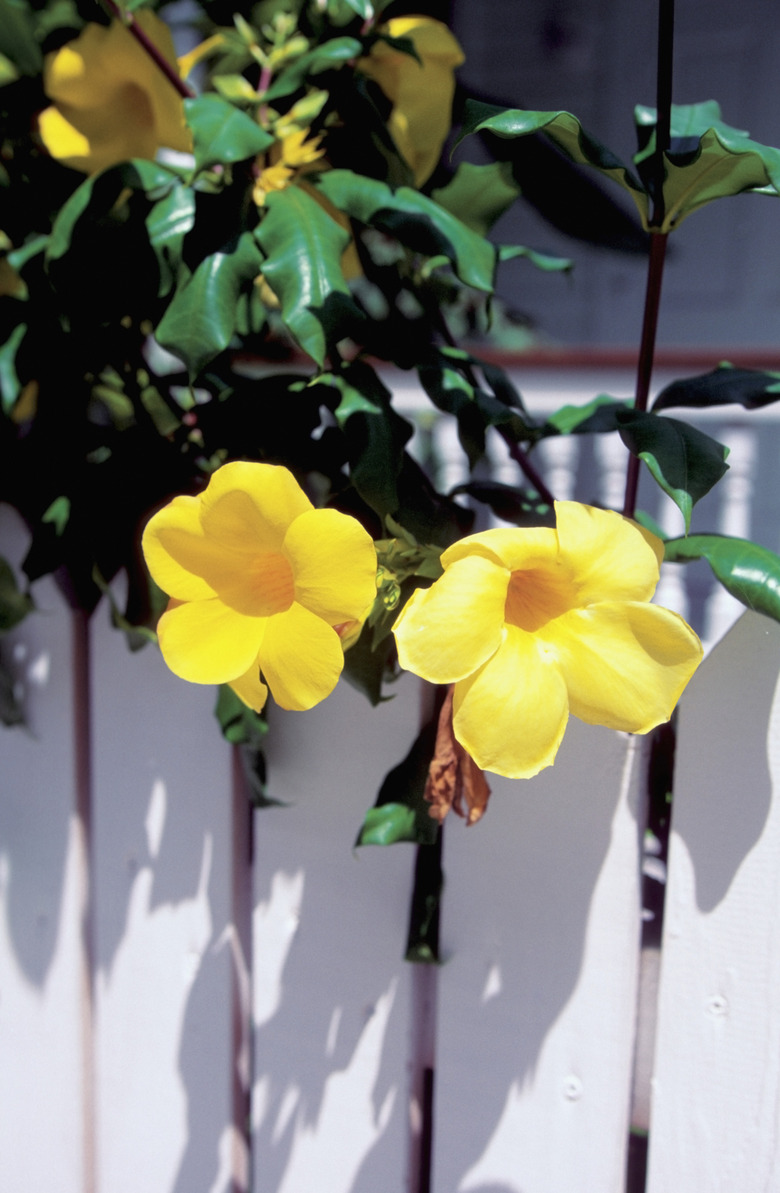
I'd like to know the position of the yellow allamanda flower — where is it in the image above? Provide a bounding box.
[357,16,465,186]
[38,13,192,175]
[142,462,377,713]
[393,502,703,780]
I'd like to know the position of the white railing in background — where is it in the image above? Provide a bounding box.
[2,369,780,1193]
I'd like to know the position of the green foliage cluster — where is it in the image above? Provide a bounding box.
[3,0,780,848]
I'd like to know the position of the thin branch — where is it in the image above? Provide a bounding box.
[99,0,196,99]
[623,231,668,518]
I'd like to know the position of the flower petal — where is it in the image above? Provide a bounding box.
[441,525,559,571]
[259,603,344,711]
[555,501,663,604]
[157,598,266,684]
[199,462,312,555]
[229,666,269,713]
[393,555,508,684]
[284,507,377,623]
[548,600,703,733]
[143,494,226,601]
[453,626,569,779]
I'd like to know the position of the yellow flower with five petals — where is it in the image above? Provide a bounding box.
[393,501,703,779]
[142,462,377,713]
[38,13,191,175]
[358,16,465,186]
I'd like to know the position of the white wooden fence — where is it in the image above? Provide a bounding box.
[3,371,780,1192]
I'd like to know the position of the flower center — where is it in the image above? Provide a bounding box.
[247,551,295,616]
[504,565,573,632]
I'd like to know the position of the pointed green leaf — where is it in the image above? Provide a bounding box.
[146,185,195,296]
[456,100,649,225]
[357,719,439,846]
[0,0,41,75]
[0,555,33,631]
[617,409,730,531]
[498,243,572,271]
[155,232,264,376]
[263,36,362,100]
[315,169,498,292]
[634,101,780,230]
[545,394,629,434]
[185,94,274,172]
[653,363,780,412]
[254,185,354,364]
[663,534,780,624]
[0,322,26,414]
[432,161,521,236]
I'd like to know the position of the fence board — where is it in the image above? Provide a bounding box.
[647,611,780,1192]
[88,597,240,1193]
[0,506,88,1189]
[252,676,423,1193]
[433,721,646,1193]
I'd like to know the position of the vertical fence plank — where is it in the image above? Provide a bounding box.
[251,676,423,1193]
[433,721,646,1193]
[0,506,88,1190]
[647,611,780,1192]
[89,598,240,1193]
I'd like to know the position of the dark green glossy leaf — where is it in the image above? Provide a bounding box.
[617,409,730,531]
[0,323,25,414]
[315,169,497,292]
[255,186,354,364]
[449,481,553,526]
[457,100,648,224]
[47,161,180,263]
[185,94,274,172]
[663,534,780,624]
[155,232,264,376]
[263,36,362,100]
[0,0,41,75]
[653,363,780,412]
[215,684,268,747]
[432,161,520,236]
[544,394,628,434]
[634,101,780,229]
[0,555,33,631]
[356,718,439,846]
[146,185,196,297]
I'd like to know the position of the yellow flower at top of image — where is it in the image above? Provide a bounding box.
[393,501,703,780]
[142,462,378,713]
[38,13,192,175]
[357,16,465,186]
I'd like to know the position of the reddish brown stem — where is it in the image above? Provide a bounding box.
[622,231,668,519]
[101,0,195,99]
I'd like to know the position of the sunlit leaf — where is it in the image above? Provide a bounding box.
[617,408,730,531]
[155,232,264,376]
[544,394,628,434]
[315,169,497,292]
[254,185,355,364]
[146,185,195,296]
[263,37,362,100]
[663,534,780,624]
[185,94,274,172]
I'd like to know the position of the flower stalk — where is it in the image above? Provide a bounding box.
[99,0,195,99]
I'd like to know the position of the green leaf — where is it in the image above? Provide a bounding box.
[42,496,70,536]
[634,101,780,229]
[449,481,553,526]
[316,373,382,422]
[663,534,780,624]
[155,232,264,376]
[215,684,268,747]
[431,161,521,236]
[263,36,362,100]
[0,322,26,414]
[544,394,628,434]
[254,185,354,364]
[456,100,648,225]
[0,0,41,75]
[652,363,780,412]
[315,169,498,292]
[185,94,274,172]
[617,409,730,531]
[498,243,572,271]
[356,719,439,846]
[0,555,33,632]
[146,185,195,297]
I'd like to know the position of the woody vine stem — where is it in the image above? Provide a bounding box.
[623,0,674,520]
